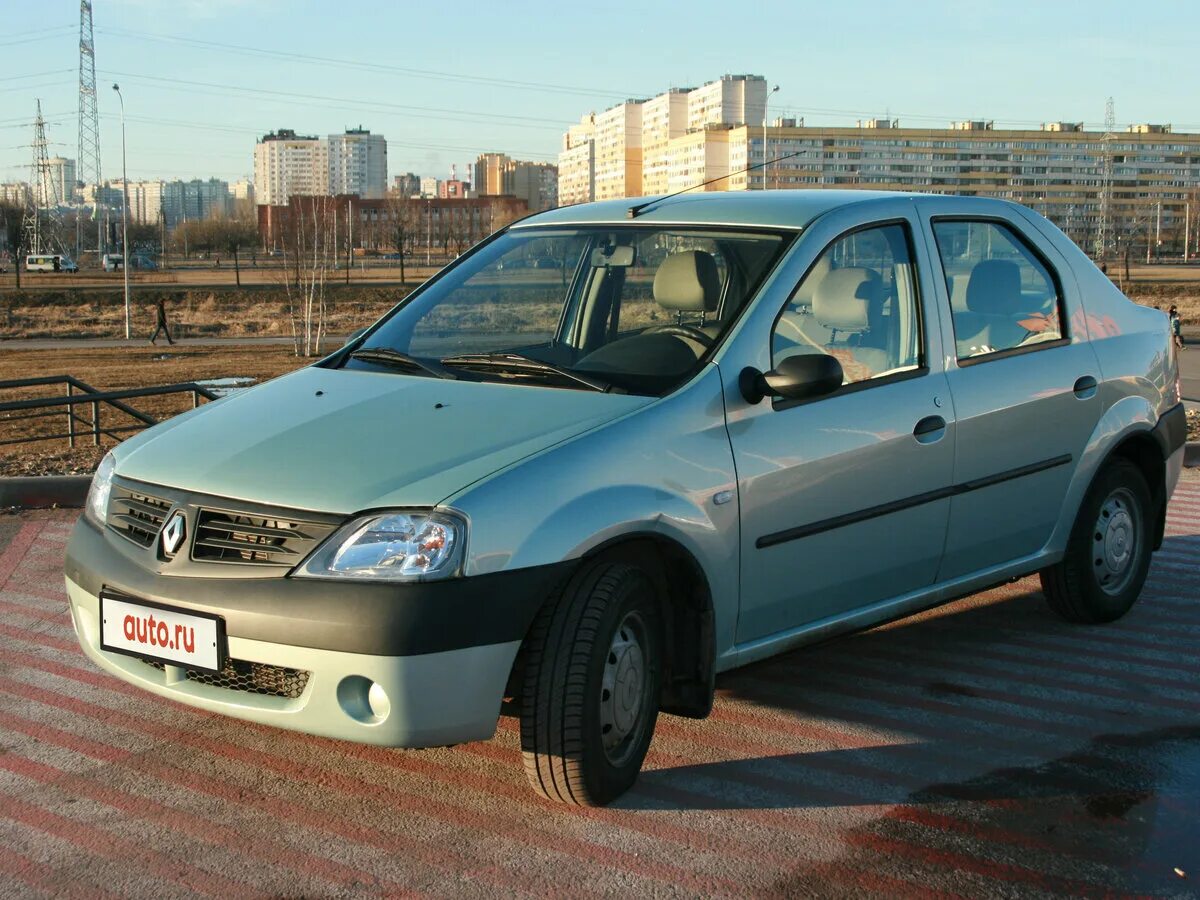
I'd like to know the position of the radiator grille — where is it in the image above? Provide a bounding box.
[107,489,172,547]
[146,657,310,699]
[192,509,333,567]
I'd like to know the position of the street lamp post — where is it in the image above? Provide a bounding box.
[112,83,131,340]
[763,84,780,190]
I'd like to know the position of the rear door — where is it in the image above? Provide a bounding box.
[916,198,1102,579]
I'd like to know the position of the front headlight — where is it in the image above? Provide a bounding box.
[85,452,115,527]
[295,510,465,582]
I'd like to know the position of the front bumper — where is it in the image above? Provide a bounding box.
[65,575,520,747]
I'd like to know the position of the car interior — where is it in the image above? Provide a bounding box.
[771,225,921,385]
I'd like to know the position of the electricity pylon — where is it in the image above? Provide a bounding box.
[77,0,103,257]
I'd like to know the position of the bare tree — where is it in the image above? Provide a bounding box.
[277,197,336,357]
[383,191,421,283]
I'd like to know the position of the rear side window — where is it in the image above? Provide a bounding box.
[931,220,1064,361]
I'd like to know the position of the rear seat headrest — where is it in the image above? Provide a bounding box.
[653,251,721,312]
[813,268,881,332]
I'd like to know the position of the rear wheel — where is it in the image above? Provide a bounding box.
[1040,458,1153,623]
[519,561,661,806]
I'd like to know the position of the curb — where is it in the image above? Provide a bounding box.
[1187,442,1200,468]
[0,476,90,510]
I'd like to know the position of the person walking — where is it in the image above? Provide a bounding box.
[149,297,175,345]
[1166,309,1185,355]
[1169,305,1184,351]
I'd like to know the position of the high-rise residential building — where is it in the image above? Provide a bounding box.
[109,179,164,225]
[254,128,387,204]
[1,182,31,206]
[36,156,77,207]
[715,120,1200,247]
[162,178,232,225]
[559,76,769,204]
[594,101,645,200]
[686,74,768,131]
[557,114,596,206]
[473,153,558,211]
[230,178,255,203]
[327,127,387,199]
[473,153,510,197]
[665,127,735,193]
[254,129,327,206]
[392,172,421,197]
[641,89,691,195]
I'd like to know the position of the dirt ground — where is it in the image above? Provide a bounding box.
[0,346,311,476]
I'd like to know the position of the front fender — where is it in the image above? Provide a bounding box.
[450,365,740,655]
[1044,393,1159,554]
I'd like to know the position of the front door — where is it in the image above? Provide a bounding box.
[725,214,956,645]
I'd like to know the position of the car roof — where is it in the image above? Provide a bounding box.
[514,189,991,231]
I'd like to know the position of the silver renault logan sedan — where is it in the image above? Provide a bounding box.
[65,191,1186,806]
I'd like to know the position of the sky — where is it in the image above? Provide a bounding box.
[3,0,1199,186]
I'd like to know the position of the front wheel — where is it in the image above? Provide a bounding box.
[1040,458,1153,623]
[519,561,662,806]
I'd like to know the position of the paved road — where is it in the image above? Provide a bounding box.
[1179,335,1200,404]
[0,477,1197,897]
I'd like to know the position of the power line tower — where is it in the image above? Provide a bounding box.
[77,0,103,258]
[21,100,66,256]
[1094,96,1115,260]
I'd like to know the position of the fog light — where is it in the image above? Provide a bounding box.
[337,675,390,724]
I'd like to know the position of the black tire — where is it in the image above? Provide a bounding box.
[519,560,662,806]
[1040,457,1153,623]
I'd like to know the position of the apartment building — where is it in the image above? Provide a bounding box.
[103,178,232,226]
[254,130,328,206]
[36,157,76,207]
[557,75,768,204]
[473,152,558,211]
[0,182,30,206]
[594,101,644,201]
[642,89,691,195]
[327,128,388,199]
[721,120,1200,246]
[686,74,767,131]
[108,179,164,225]
[558,114,597,206]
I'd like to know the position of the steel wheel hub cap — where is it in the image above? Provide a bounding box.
[599,613,647,763]
[1093,489,1138,595]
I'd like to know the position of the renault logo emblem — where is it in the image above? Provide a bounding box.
[160,511,187,557]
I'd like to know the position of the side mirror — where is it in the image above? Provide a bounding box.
[343,327,369,348]
[739,353,844,404]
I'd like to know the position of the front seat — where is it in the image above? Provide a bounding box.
[811,267,888,383]
[955,259,1028,357]
[651,250,722,354]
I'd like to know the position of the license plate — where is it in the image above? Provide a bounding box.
[100,591,225,673]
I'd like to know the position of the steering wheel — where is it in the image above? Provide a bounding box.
[643,324,715,347]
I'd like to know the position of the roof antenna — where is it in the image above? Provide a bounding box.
[627,150,804,218]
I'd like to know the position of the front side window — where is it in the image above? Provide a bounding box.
[348,226,789,395]
[931,219,1064,361]
[772,223,923,386]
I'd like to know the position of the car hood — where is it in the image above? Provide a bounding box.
[114,366,652,514]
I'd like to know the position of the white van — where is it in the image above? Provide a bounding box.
[26,254,79,273]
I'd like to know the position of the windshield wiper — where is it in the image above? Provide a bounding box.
[349,347,456,380]
[440,352,610,393]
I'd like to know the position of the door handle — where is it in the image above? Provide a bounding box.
[913,415,946,444]
[1073,375,1098,399]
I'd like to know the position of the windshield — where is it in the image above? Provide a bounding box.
[343,225,790,394]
